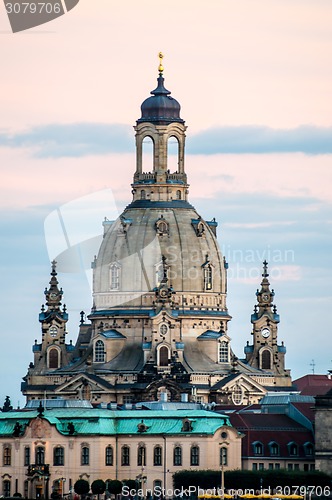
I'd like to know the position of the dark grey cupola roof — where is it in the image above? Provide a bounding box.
[137,53,184,125]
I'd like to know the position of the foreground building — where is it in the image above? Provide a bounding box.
[314,388,332,475]
[22,57,292,405]
[0,405,241,498]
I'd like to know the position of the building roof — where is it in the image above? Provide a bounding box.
[229,413,314,459]
[0,409,231,437]
[293,374,332,396]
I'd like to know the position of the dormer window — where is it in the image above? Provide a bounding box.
[253,441,264,455]
[94,340,105,363]
[218,341,229,363]
[181,418,193,432]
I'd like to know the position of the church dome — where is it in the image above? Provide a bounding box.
[93,205,228,310]
[138,74,184,125]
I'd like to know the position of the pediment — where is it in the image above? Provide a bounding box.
[54,373,113,395]
[212,373,267,395]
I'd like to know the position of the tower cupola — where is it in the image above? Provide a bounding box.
[138,54,184,125]
[133,53,188,203]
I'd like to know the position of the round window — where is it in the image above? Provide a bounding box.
[221,431,228,439]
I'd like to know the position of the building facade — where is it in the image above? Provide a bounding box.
[21,58,292,406]
[0,406,242,498]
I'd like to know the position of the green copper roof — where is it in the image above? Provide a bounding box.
[0,409,230,437]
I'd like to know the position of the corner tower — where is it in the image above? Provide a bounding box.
[245,261,292,388]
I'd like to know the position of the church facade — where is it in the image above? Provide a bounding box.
[22,58,292,406]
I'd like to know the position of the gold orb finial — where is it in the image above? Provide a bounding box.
[158,52,164,74]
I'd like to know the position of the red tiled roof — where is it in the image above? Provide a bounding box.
[229,413,314,459]
[293,375,332,396]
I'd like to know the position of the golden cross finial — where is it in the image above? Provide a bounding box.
[158,52,164,74]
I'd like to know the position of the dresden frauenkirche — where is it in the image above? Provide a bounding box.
[22,56,292,407]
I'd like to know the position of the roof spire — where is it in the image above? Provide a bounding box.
[262,260,269,278]
[158,51,164,76]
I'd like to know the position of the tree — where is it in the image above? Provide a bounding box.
[74,479,90,498]
[106,479,123,496]
[91,480,106,500]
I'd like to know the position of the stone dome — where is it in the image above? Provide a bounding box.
[137,75,184,125]
[93,203,228,311]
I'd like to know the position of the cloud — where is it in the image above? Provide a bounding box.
[187,125,332,155]
[0,123,332,158]
[0,123,134,158]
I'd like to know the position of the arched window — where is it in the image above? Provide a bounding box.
[269,442,279,456]
[154,446,162,466]
[220,447,228,466]
[167,136,179,172]
[173,446,182,466]
[159,346,169,367]
[218,341,229,363]
[3,446,11,466]
[253,442,263,455]
[261,349,271,369]
[53,446,64,466]
[110,263,121,290]
[121,446,130,466]
[3,480,11,498]
[137,445,146,466]
[94,340,105,363]
[142,136,154,172]
[35,446,45,465]
[203,264,213,290]
[81,446,89,465]
[176,190,181,200]
[49,348,60,369]
[141,189,146,200]
[288,442,298,456]
[190,446,199,466]
[105,446,113,466]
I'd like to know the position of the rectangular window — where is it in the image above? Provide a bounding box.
[252,463,257,471]
[173,447,182,466]
[122,447,130,466]
[294,464,300,471]
[288,463,293,471]
[269,463,274,470]
[191,446,200,466]
[81,447,89,466]
[310,464,315,471]
[274,463,280,470]
[154,447,162,466]
[105,447,113,466]
[259,463,264,470]
[24,447,30,466]
[3,447,11,466]
[53,447,64,466]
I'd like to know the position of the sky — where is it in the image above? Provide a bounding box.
[1,0,332,408]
